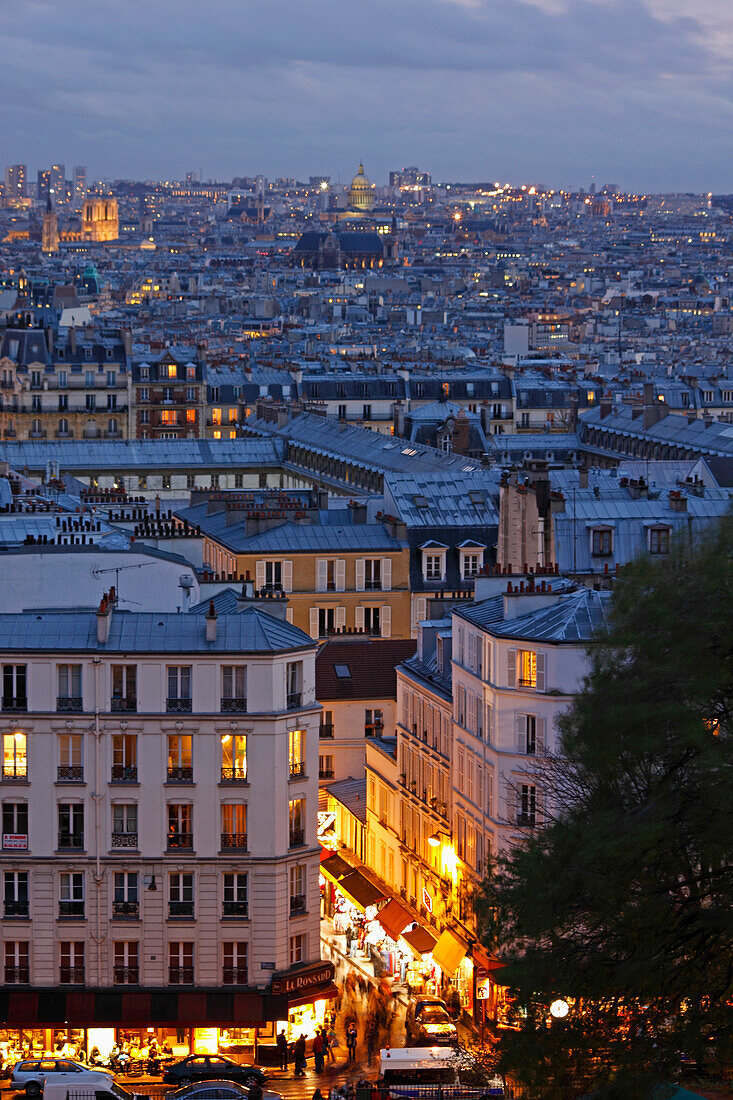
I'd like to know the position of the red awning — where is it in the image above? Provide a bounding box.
[402,925,437,956]
[377,898,413,941]
[287,982,340,1009]
[472,943,505,973]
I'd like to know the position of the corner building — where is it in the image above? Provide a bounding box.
[0,601,334,1062]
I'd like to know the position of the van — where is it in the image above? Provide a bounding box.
[11,1063,113,1097]
[42,1079,138,1100]
[378,1048,503,1097]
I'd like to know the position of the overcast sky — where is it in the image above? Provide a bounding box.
[2,0,732,191]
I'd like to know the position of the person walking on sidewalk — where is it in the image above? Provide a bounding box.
[313,1030,325,1073]
[346,1022,357,1062]
[294,1034,307,1077]
[276,1029,289,1071]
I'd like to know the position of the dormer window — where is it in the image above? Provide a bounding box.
[649,526,671,555]
[168,363,177,379]
[421,544,447,582]
[591,527,613,556]
[140,366,149,380]
[458,542,485,580]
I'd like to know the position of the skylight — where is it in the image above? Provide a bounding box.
[334,663,351,679]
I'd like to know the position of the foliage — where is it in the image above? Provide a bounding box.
[477,515,733,1099]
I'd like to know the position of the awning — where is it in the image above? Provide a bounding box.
[337,869,386,911]
[432,928,469,978]
[320,852,354,883]
[377,898,413,941]
[472,943,505,974]
[402,925,437,956]
[287,982,340,1010]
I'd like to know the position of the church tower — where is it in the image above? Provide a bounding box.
[42,195,59,253]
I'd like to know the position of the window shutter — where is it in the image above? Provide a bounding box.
[335,559,346,592]
[316,559,327,593]
[507,648,517,688]
[536,651,546,692]
[309,608,319,638]
[536,716,547,755]
[355,606,365,631]
[381,558,392,591]
[355,559,365,592]
[485,702,493,744]
[381,605,391,638]
[282,560,293,593]
[286,607,294,624]
[477,763,484,811]
[255,560,265,590]
[487,771,494,818]
[335,606,346,630]
[515,712,525,753]
[416,597,427,623]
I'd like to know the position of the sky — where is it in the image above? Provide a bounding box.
[1,0,733,192]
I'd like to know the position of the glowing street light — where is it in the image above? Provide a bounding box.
[550,999,569,1019]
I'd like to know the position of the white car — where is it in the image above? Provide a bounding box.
[10,1059,113,1096]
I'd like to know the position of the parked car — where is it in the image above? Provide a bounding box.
[406,997,458,1045]
[162,1057,266,1088]
[43,1080,140,1100]
[10,1061,113,1096]
[167,1082,282,1100]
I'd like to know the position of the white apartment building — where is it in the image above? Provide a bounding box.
[0,596,334,1058]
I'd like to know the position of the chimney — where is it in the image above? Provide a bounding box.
[206,601,217,642]
[668,490,687,513]
[578,466,589,489]
[96,590,113,644]
[599,399,612,419]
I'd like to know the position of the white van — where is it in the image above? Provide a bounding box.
[378,1048,504,1096]
[42,1079,135,1100]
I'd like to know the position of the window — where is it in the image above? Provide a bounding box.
[511,649,544,690]
[2,802,28,848]
[139,387,149,402]
[187,387,197,401]
[221,734,247,782]
[85,394,96,412]
[221,803,247,849]
[289,729,305,777]
[187,474,196,489]
[186,408,196,424]
[107,393,117,410]
[57,370,67,388]
[365,708,383,736]
[3,732,27,779]
[338,404,347,419]
[591,527,613,556]
[85,371,95,387]
[57,665,82,712]
[212,408,222,425]
[167,735,193,782]
[318,607,335,637]
[111,665,136,712]
[264,560,282,590]
[60,941,84,984]
[223,942,248,984]
[518,714,545,755]
[221,666,247,712]
[319,754,334,779]
[289,798,305,847]
[169,872,194,918]
[162,473,172,489]
[289,933,306,966]
[167,666,192,712]
[59,872,84,918]
[424,554,444,581]
[58,395,68,411]
[649,527,670,555]
[363,404,372,420]
[4,941,29,984]
[112,804,138,848]
[286,662,302,710]
[167,804,193,849]
[113,872,139,918]
[363,606,380,635]
[290,864,306,914]
[223,872,248,918]
[518,784,537,827]
[320,710,334,738]
[107,371,117,387]
[462,553,481,579]
[364,559,382,590]
[4,871,28,918]
[139,409,150,425]
[167,363,177,379]
[111,733,137,782]
[58,803,84,850]
[58,734,82,781]
[113,941,139,984]
[169,942,194,984]
[2,665,27,712]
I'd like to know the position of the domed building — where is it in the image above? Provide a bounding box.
[347,163,375,214]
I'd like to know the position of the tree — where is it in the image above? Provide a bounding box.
[478,514,733,1099]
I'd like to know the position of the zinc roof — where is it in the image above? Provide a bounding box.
[0,439,283,472]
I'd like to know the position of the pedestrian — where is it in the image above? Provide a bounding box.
[366,1028,375,1068]
[248,1081,263,1100]
[276,1028,289,1071]
[313,1090,327,1100]
[346,1022,357,1062]
[313,1029,324,1073]
[326,1025,337,1063]
[294,1034,307,1077]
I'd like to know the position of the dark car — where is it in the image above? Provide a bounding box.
[162,1057,266,1088]
[406,997,458,1045]
[166,1083,281,1100]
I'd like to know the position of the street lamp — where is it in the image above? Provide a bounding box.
[550,999,569,1019]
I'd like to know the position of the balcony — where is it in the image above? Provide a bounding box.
[222,900,248,918]
[2,696,27,713]
[167,766,193,784]
[166,698,192,714]
[319,767,334,779]
[4,900,29,918]
[56,697,83,713]
[289,828,305,848]
[365,723,384,738]
[168,967,194,985]
[111,697,137,714]
[2,767,27,782]
[364,580,382,591]
[221,697,247,714]
[168,901,195,919]
[57,765,83,782]
[290,894,306,915]
[111,765,137,783]
[221,833,248,850]
[319,723,334,739]
[113,966,139,985]
[112,832,138,848]
[167,832,193,850]
[112,900,139,919]
[289,761,305,779]
[58,900,85,918]
[222,967,248,985]
[4,967,29,984]
[58,833,84,851]
[286,692,302,711]
[220,768,247,784]
[59,967,85,984]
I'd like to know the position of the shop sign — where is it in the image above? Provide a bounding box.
[476,981,491,1000]
[2,834,27,850]
[271,961,335,996]
[421,887,433,913]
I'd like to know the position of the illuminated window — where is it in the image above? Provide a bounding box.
[212,408,222,425]
[518,650,537,689]
[167,364,177,379]
[160,410,178,426]
[228,408,237,422]
[229,430,236,439]
[3,732,26,779]
[289,729,304,777]
[186,409,196,423]
[213,430,221,439]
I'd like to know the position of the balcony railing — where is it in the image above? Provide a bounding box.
[517,678,537,689]
[56,697,83,713]
[58,900,85,918]
[222,966,248,985]
[516,813,536,828]
[112,832,138,848]
[222,900,248,918]
[319,723,334,738]
[58,833,84,850]
[111,697,137,713]
[4,900,29,918]
[166,698,192,714]
[59,966,85,984]
[167,832,193,850]
[111,764,137,783]
[4,966,29,984]
[167,766,193,783]
[2,767,27,781]
[113,966,139,984]
[289,761,305,779]
[220,768,247,783]
[286,692,302,711]
[112,900,139,919]
[290,893,306,915]
[289,828,305,848]
[2,697,27,713]
[319,768,334,779]
[365,723,384,737]
[168,901,195,918]
[221,833,248,850]
[364,580,382,591]
[57,765,83,781]
[168,967,194,985]
[221,697,247,713]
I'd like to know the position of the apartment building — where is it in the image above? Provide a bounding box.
[0,596,334,1055]
[131,348,206,439]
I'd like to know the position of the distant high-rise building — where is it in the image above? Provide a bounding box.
[37,169,51,205]
[185,171,199,183]
[4,164,27,203]
[389,166,431,188]
[73,166,86,209]
[49,164,65,205]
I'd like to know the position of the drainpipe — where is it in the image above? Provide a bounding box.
[91,655,105,985]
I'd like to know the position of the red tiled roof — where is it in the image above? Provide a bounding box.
[316,637,416,700]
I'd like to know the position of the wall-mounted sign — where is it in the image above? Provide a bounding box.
[271,961,335,996]
[260,962,276,970]
[3,834,27,850]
